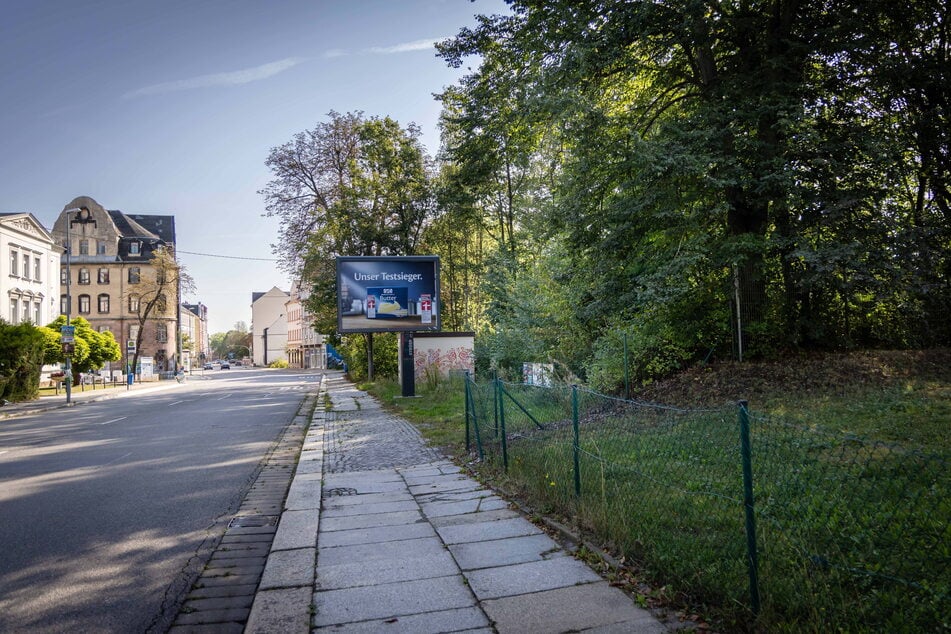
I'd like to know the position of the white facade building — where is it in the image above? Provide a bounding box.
[0,213,61,326]
[251,287,289,366]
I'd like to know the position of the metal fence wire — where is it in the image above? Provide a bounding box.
[463,374,949,632]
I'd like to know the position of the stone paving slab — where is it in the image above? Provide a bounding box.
[320,509,423,532]
[321,490,414,507]
[321,499,419,517]
[312,576,477,627]
[318,521,436,548]
[270,509,320,551]
[257,547,316,590]
[481,581,667,634]
[312,606,491,633]
[448,533,566,571]
[315,547,460,590]
[429,508,521,527]
[317,536,449,567]
[420,494,511,518]
[465,556,604,601]
[435,516,544,545]
[245,587,312,634]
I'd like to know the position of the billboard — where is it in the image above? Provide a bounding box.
[336,256,440,333]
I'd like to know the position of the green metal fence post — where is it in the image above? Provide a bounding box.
[498,378,509,472]
[738,400,761,617]
[573,384,581,497]
[493,370,499,438]
[623,333,630,400]
[464,371,471,453]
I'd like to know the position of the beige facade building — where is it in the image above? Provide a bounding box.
[285,281,325,369]
[51,196,179,372]
[0,213,61,326]
[182,303,210,366]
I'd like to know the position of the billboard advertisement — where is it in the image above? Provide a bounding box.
[336,256,440,333]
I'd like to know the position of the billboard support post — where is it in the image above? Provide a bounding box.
[367,332,374,381]
[400,332,415,397]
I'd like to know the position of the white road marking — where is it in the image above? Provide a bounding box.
[99,417,127,425]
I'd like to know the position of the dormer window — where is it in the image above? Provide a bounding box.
[129,242,141,255]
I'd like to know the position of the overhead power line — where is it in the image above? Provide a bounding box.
[176,249,278,262]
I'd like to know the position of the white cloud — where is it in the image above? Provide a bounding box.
[365,38,441,54]
[325,38,444,59]
[123,57,306,99]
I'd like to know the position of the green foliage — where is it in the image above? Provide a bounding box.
[210,329,252,361]
[43,316,118,376]
[262,111,434,340]
[339,333,398,382]
[267,358,289,368]
[429,0,951,378]
[0,321,47,401]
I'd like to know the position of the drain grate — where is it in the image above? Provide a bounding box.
[325,487,358,497]
[227,514,279,528]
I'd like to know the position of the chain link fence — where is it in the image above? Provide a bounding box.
[463,374,949,631]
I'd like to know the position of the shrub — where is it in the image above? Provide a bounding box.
[0,321,47,402]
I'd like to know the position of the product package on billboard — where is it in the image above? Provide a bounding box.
[366,287,408,318]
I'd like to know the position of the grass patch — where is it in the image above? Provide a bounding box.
[360,351,950,633]
[360,376,468,456]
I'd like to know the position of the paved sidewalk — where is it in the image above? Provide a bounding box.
[0,376,188,420]
[247,373,668,633]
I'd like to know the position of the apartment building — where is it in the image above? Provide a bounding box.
[50,196,179,372]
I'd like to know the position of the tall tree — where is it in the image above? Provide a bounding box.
[261,111,434,336]
[124,247,195,374]
[436,0,951,374]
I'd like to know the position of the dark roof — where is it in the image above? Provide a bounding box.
[127,214,176,244]
[107,210,160,239]
[252,292,266,303]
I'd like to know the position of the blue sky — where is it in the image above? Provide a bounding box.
[0,0,507,334]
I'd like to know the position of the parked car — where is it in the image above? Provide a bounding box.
[219,361,231,369]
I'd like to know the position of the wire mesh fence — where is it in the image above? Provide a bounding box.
[463,374,949,632]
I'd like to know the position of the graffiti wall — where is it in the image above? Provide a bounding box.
[413,332,475,379]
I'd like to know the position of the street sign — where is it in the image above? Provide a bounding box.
[127,339,136,352]
[62,342,75,355]
[60,325,75,344]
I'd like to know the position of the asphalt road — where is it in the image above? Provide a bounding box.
[0,367,320,633]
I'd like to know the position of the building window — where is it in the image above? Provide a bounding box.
[97,240,107,255]
[61,296,69,315]
[10,299,17,321]
[34,257,41,282]
[156,324,168,343]
[98,325,111,333]
[156,294,167,313]
[129,242,140,255]
[10,250,18,276]
[128,267,140,284]
[129,294,140,312]
[61,267,68,285]
[98,268,110,284]
[22,254,30,280]
[34,301,42,324]
[79,239,89,255]
[98,294,110,313]
[78,294,91,314]
[21,299,30,322]
[78,268,90,285]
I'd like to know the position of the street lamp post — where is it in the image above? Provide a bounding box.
[61,206,92,405]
